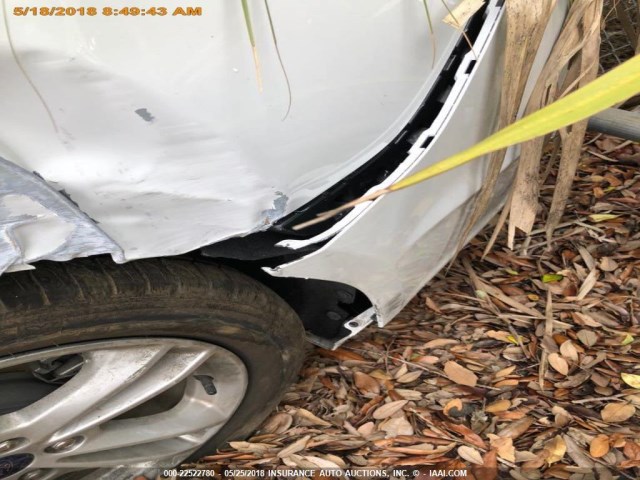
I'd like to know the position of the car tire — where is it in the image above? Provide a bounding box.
[0,257,305,476]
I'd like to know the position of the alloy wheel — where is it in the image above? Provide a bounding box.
[0,338,247,480]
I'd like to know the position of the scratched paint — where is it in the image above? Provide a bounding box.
[134,108,155,123]
[259,191,289,226]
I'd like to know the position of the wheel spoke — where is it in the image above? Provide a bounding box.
[1,345,171,442]
[50,347,214,441]
[54,377,232,460]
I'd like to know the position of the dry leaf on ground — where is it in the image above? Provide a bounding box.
[601,403,636,423]
[590,434,611,458]
[544,436,567,464]
[372,400,408,420]
[457,445,484,466]
[444,361,478,387]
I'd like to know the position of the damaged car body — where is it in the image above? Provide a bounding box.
[0,1,567,478]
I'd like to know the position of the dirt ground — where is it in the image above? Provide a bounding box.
[186,133,640,480]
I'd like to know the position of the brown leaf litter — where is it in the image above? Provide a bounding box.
[175,134,640,479]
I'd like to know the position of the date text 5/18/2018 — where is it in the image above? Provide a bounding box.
[13,6,202,16]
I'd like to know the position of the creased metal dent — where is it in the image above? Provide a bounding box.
[0,157,125,274]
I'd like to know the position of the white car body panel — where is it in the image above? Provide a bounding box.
[0,0,567,330]
[0,0,465,267]
[268,1,568,325]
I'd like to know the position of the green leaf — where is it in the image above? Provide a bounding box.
[542,274,564,283]
[621,334,634,346]
[240,0,256,48]
[241,0,262,91]
[389,55,640,192]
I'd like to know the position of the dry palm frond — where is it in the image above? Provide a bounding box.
[504,1,593,248]
[546,3,602,242]
[453,0,558,259]
[504,0,603,250]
